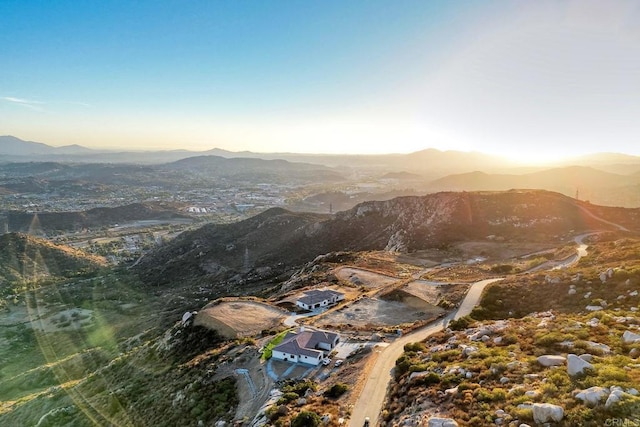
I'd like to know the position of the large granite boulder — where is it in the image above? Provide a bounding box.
[575,386,609,406]
[622,330,640,344]
[427,418,458,427]
[532,403,564,424]
[567,354,594,376]
[537,355,566,367]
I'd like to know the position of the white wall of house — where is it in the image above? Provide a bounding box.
[295,292,345,311]
[272,349,321,365]
[272,350,298,363]
[296,301,310,310]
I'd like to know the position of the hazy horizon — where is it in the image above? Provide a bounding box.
[2,1,640,162]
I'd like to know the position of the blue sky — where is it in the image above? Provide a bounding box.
[1,1,639,161]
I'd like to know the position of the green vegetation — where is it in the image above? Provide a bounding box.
[324,382,349,398]
[292,411,321,427]
[387,235,640,427]
[261,329,290,360]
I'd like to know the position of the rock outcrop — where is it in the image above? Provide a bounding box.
[532,403,564,424]
[427,418,459,427]
[575,386,609,406]
[537,355,566,367]
[567,354,594,376]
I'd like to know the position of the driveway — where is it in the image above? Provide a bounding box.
[348,278,503,427]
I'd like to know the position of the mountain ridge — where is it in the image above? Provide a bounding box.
[133,190,638,289]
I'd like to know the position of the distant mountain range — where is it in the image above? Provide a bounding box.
[4,135,640,177]
[426,166,640,207]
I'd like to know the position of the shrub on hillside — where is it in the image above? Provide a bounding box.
[292,411,321,427]
[324,383,348,398]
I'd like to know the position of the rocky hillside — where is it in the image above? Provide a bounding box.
[134,190,638,288]
[0,233,106,286]
[384,235,640,426]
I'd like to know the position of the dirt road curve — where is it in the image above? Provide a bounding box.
[348,205,628,426]
[348,278,503,427]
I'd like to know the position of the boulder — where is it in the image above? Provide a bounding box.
[567,354,594,376]
[575,386,609,406]
[532,403,564,424]
[586,305,603,311]
[525,390,539,398]
[585,341,611,354]
[568,288,577,295]
[537,355,566,367]
[445,386,458,395]
[469,329,491,341]
[622,331,640,344]
[460,345,478,357]
[507,361,519,371]
[605,388,627,409]
[586,318,600,327]
[427,418,459,427]
[579,354,594,362]
[409,371,430,382]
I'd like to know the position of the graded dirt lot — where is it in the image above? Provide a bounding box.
[315,296,443,329]
[194,300,287,338]
[403,281,470,306]
[335,267,400,289]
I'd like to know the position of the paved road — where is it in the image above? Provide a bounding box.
[348,278,503,427]
[577,205,630,232]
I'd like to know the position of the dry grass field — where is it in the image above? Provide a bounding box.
[194,300,287,338]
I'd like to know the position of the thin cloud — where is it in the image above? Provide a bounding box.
[2,96,46,111]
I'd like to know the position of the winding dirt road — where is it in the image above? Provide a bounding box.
[347,205,625,426]
[348,278,503,427]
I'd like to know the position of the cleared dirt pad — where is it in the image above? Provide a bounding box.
[335,267,400,289]
[318,296,443,328]
[403,281,470,305]
[194,301,286,338]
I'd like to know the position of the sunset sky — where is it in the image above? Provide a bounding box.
[1,0,639,161]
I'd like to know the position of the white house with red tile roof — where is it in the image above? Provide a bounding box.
[271,328,340,365]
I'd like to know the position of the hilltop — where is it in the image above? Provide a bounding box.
[0,233,106,286]
[5,202,191,234]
